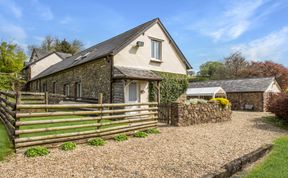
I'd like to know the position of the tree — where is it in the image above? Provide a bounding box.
[245,61,288,90]
[28,36,84,55]
[223,52,249,79]
[197,61,226,80]
[0,41,27,90]
[0,41,26,73]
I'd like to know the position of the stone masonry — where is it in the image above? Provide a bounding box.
[29,57,112,103]
[171,102,232,126]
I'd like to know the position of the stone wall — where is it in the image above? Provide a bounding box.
[112,79,125,103]
[171,102,232,126]
[227,92,264,111]
[30,57,112,103]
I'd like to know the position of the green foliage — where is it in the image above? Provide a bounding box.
[24,146,49,157]
[245,137,288,178]
[134,131,148,138]
[28,36,83,55]
[0,41,26,73]
[88,138,106,146]
[264,116,288,131]
[114,134,128,141]
[209,98,230,109]
[0,122,13,161]
[60,142,76,151]
[197,61,225,80]
[149,71,189,103]
[185,98,208,105]
[145,128,160,134]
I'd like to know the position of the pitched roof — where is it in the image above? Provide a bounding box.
[189,77,276,92]
[34,48,49,60]
[31,18,191,81]
[113,66,162,81]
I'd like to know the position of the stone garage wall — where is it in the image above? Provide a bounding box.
[171,102,232,126]
[227,92,264,112]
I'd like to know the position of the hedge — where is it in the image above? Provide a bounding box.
[268,93,288,121]
[149,71,188,103]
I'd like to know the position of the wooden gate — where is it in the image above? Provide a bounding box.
[158,103,172,124]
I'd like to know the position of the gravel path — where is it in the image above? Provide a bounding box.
[0,111,287,178]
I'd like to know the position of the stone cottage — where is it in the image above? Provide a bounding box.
[27,18,192,103]
[188,77,281,111]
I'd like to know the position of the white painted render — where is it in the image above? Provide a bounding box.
[114,22,188,74]
[265,80,282,93]
[30,53,63,79]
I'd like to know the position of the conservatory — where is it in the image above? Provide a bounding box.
[186,87,226,100]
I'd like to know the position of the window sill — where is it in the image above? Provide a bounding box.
[150,59,163,63]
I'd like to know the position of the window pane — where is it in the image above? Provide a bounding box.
[129,82,137,101]
[151,40,161,59]
[151,41,155,58]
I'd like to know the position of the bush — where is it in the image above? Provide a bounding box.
[24,146,49,157]
[209,98,230,109]
[134,131,148,138]
[114,134,128,141]
[88,138,106,146]
[268,93,288,121]
[149,71,189,103]
[185,98,207,105]
[145,128,160,134]
[60,142,76,151]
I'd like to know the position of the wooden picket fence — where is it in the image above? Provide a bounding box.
[0,91,158,151]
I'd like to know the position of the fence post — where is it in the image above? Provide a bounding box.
[97,93,103,130]
[14,91,21,150]
[45,92,49,112]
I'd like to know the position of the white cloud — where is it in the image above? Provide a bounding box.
[31,0,54,20]
[231,27,288,61]
[0,0,22,18]
[0,24,27,40]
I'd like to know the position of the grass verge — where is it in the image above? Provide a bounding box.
[0,122,13,161]
[263,116,288,130]
[245,137,288,178]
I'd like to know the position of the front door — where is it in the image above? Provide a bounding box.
[125,81,139,114]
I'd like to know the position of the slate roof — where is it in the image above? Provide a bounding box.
[189,77,275,92]
[113,66,162,81]
[31,18,191,81]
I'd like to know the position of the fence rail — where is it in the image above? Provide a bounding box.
[0,91,158,150]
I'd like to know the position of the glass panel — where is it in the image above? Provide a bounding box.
[128,82,137,101]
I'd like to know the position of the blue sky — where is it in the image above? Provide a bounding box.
[0,0,288,71]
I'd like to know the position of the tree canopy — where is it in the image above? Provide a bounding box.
[28,36,84,55]
[195,52,288,90]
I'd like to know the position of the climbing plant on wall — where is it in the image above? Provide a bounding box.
[149,71,189,103]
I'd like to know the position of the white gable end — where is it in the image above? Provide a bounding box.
[113,23,188,74]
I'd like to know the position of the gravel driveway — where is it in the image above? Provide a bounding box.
[0,111,287,178]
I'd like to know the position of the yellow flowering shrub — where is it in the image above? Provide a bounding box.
[209,98,230,109]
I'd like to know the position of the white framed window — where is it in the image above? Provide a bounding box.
[151,39,161,60]
[64,84,70,96]
[128,82,138,102]
[75,82,82,98]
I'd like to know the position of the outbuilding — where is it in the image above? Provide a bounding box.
[188,77,281,111]
[186,87,226,100]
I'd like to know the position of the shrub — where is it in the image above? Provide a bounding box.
[145,128,160,134]
[185,98,207,105]
[134,131,148,138]
[209,98,230,109]
[149,71,189,103]
[60,142,76,151]
[88,138,106,146]
[24,146,49,157]
[268,93,288,121]
[114,134,128,141]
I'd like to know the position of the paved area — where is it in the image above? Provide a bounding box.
[0,111,287,178]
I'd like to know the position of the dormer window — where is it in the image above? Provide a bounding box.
[151,39,161,60]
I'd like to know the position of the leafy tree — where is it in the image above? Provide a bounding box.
[245,61,288,90]
[0,41,26,90]
[28,36,84,55]
[197,61,226,80]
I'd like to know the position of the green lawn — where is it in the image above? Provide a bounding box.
[245,137,288,178]
[0,122,13,161]
[20,115,126,138]
[263,116,288,130]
